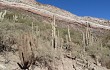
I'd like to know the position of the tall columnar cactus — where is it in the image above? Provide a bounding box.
[82,22,94,52]
[0,10,7,21]
[86,23,94,47]
[67,25,71,42]
[66,35,69,44]
[82,31,86,53]
[13,14,18,22]
[51,15,57,49]
[17,33,36,70]
[0,12,3,20]
[2,10,7,18]
[36,26,40,37]
[31,22,34,34]
[85,23,89,46]
[35,26,40,49]
[57,29,61,48]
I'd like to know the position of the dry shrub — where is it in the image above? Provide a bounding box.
[105,60,110,69]
[17,32,37,70]
[100,58,110,69]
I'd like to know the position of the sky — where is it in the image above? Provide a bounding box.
[36,0,110,20]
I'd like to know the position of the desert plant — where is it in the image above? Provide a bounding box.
[67,25,71,42]
[82,22,94,53]
[0,10,7,21]
[13,14,18,22]
[17,33,36,70]
[51,16,57,49]
[0,12,3,20]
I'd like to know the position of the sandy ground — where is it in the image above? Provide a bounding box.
[0,51,110,70]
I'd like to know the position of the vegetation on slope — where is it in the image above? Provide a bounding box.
[0,9,110,69]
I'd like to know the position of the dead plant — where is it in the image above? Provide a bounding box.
[17,33,36,70]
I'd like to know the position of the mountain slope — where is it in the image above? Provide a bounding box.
[0,0,110,30]
[0,0,110,70]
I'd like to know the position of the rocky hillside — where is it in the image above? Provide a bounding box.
[0,0,110,70]
[1,0,110,30]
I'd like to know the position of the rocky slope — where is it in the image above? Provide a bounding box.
[0,0,110,70]
[0,0,110,30]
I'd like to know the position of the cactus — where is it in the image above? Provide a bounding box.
[17,33,36,70]
[0,10,7,21]
[13,14,18,22]
[85,22,90,46]
[57,30,61,48]
[86,23,94,47]
[51,15,57,49]
[35,26,40,49]
[66,35,69,44]
[67,25,71,42]
[31,22,34,34]
[0,12,3,20]
[35,26,40,37]
[82,22,94,53]
[2,10,7,18]
[82,30,86,53]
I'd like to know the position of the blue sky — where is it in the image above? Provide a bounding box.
[36,0,110,20]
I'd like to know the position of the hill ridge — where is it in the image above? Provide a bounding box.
[0,0,110,30]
